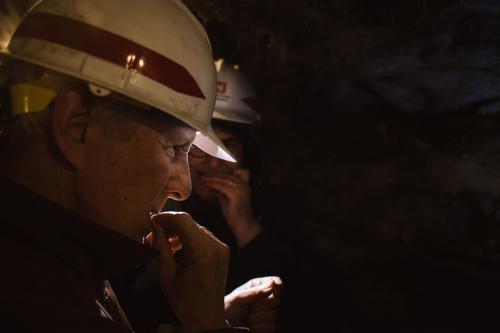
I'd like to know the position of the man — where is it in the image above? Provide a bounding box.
[0,0,248,332]
[113,59,320,333]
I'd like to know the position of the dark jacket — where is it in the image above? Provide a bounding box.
[0,176,245,333]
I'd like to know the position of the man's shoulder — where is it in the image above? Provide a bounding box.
[0,225,92,301]
[0,228,128,332]
[1,226,81,279]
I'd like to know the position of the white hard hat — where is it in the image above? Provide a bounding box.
[213,58,260,124]
[3,0,235,162]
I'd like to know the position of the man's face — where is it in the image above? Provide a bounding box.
[189,127,242,203]
[76,103,195,241]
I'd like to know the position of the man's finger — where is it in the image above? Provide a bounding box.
[151,219,175,256]
[228,284,274,306]
[146,227,182,253]
[151,219,177,289]
[246,277,284,299]
[247,276,283,289]
[151,212,213,258]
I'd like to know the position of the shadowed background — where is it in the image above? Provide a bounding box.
[2,0,500,330]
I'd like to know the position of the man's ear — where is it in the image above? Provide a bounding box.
[51,87,91,171]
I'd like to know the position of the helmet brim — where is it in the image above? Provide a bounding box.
[1,50,237,163]
[193,127,237,163]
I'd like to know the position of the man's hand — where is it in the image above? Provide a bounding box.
[201,169,262,247]
[150,212,230,332]
[224,276,283,333]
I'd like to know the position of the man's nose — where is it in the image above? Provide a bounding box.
[166,161,192,201]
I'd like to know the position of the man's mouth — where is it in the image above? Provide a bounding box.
[152,191,171,213]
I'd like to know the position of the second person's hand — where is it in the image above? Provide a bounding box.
[225,276,284,333]
[202,169,262,247]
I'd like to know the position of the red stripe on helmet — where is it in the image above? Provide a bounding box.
[14,12,205,99]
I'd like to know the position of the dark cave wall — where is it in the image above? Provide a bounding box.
[185,0,500,252]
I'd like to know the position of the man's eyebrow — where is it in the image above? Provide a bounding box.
[162,129,195,145]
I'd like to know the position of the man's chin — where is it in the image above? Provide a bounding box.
[132,216,153,243]
[111,226,145,243]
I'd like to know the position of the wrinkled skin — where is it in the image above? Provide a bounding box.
[73,99,195,240]
[50,89,230,332]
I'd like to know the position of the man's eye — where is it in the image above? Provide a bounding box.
[162,142,192,159]
[170,143,193,158]
[162,145,176,158]
[176,143,192,155]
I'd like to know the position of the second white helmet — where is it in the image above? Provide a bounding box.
[213,58,260,124]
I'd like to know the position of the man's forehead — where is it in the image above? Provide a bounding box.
[162,123,196,143]
[105,96,194,140]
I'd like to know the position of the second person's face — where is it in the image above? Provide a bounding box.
[189,127,243,203]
